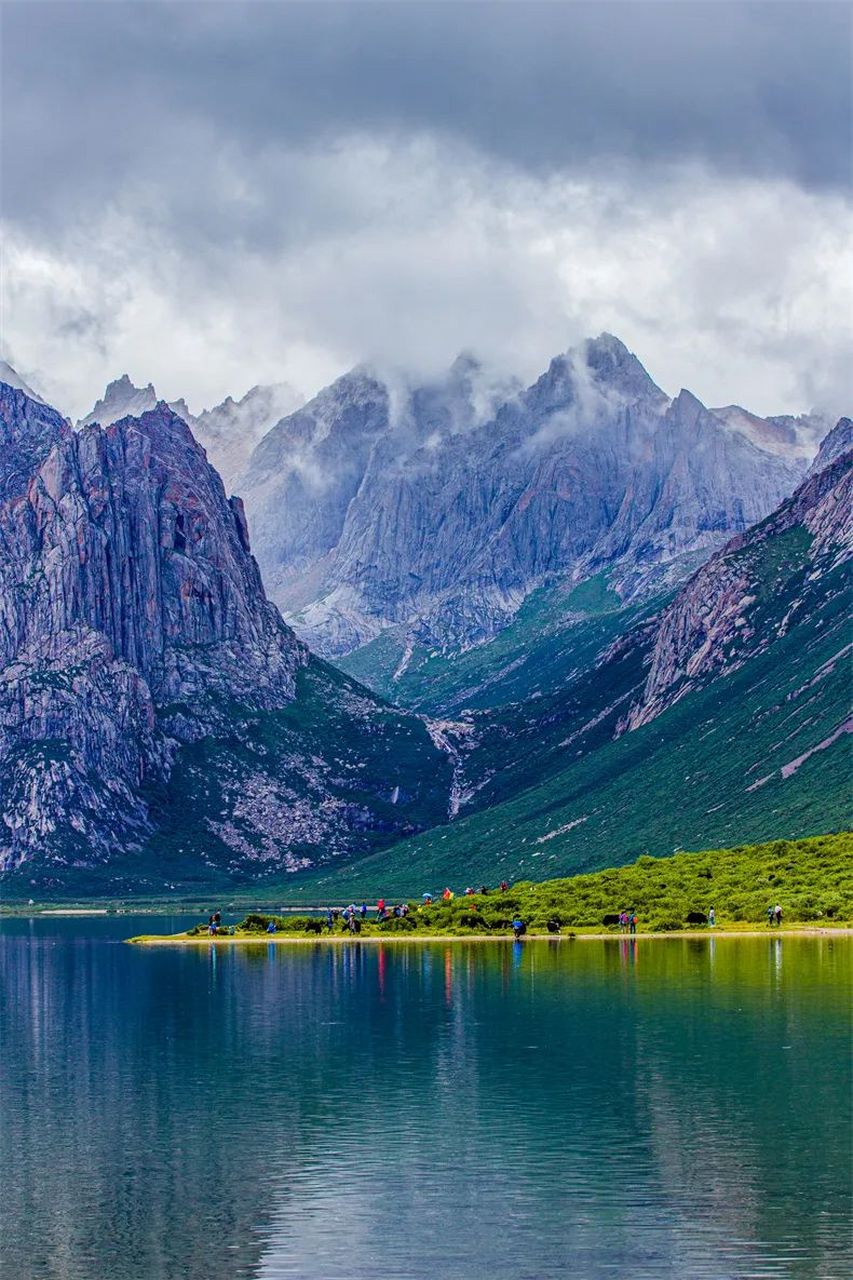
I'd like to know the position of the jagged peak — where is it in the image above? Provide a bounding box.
[810,416,853,476]
[585,332,631,360]
[670,387,705,413]
[108,373,140,390]
[447,351,483,381]
[0,358,47,404]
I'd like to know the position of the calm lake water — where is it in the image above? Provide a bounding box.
[1,917,850,1280]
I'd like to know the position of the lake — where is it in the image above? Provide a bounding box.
[1,917,850,1279]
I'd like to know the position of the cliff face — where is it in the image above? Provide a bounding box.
[0,387,450,887]
[623,439,852,731]
[240,336,806,656]
[809,416,852,475]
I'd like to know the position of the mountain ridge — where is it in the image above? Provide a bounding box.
[238,336,811,658]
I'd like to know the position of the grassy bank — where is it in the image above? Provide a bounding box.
[129,832,852,941]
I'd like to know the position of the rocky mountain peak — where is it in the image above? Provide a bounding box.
[668,387,705,420]
[79,374,161,428]
[810,417,852,475]
[528,335,665,418]
[239,337,812,656]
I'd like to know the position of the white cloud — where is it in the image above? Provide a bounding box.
[3,137,851,421]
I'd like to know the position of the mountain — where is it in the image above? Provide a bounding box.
[624,439,852,731]
[240,336,808,658]
[0,358,46,404]
[78,374,182,428]
[808,415,852,475]
[190,383,303,489]
[709,404,828,462]
[285,435,852,898]
[79,375,303,488]
[0,382,451,894]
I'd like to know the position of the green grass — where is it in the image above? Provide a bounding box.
[153,833,850,936]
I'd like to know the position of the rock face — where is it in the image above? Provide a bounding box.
[809,416,852,475]
[78,375,302,489]
[189,383,303,489]
[0,383,449,888]
[240,336,808,656]
[623,435,853,731]
[709,404,829,462]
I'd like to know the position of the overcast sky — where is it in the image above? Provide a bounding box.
[1,0,851,419]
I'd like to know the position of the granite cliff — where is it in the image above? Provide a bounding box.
[0,383,450,891]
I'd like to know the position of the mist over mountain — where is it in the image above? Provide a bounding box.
[238,335,813,656]
[78,374,303,489]
[0,338,847,893]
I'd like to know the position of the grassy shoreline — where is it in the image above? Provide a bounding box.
[128,924,853,946]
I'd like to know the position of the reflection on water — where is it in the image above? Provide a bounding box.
[1,918,850,1279]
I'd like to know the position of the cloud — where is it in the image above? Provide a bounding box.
[1,3,850,420]
[3,0,850,221]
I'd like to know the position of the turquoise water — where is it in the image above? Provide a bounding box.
[1,918,850,1279]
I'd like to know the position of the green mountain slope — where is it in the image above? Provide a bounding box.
[280,456,852,900]
[338,572,649,715]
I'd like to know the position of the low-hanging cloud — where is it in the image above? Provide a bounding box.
[1,3,850,421]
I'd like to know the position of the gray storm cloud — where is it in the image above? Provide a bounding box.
[1,2,850,420]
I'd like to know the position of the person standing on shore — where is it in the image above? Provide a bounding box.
[708,907,716,927]
[629,912,637,935]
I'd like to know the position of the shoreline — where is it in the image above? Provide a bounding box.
[128,925,853,946]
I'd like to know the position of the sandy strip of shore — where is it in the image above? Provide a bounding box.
[41,909,110,916]
[129,926,853,945]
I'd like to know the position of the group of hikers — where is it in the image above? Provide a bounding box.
[258,885,527,937]
[427,883,511,902]
[206,893,787,939]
